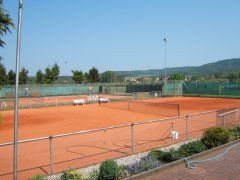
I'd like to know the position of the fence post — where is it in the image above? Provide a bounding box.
[29,98,31,109]
[49,136,54,175]
[186,114,189,141]
[223,115,225,128]
[171,122,174,131]
[55,97,58,107]
[131,124,134,155]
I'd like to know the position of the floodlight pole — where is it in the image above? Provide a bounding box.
[14,0,23,180]
[163,38,167,83]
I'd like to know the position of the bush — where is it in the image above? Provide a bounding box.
[88,169,99,180]
[160,149,179,163]
[148,150,163,160]
[229,126,240,139]
[117,165,129,179]
[201,127,231,149]
[98,160,119,180]
[127,156,162,175]
[178,140,208,157]
[60,169,84,180]
[27,175,46,180]
[148,149,179,163]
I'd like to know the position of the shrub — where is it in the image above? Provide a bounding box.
[160,149,179,163]
[88,169,99,180]
[201,127,231,149]
[148,149,179,163]
[117,165,129,179]
[178,140,208,157]
[148,150,163,160]
[60,169,84,180]
[127,156,162,175]
[27,175,46,180]
[98,160,119,180]
[229,126,240,139]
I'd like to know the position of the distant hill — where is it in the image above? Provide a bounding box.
[114,58,240,76]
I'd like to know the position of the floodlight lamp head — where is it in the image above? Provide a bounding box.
[163,38,167,42]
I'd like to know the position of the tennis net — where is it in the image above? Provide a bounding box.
[100,100,180,117]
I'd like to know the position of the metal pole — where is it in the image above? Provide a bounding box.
[131,124,134,155]
[49,136,54,175]
[223,115,225,128]
[186,114,189,141]
[163,38,167,83]
[14,1,23,179]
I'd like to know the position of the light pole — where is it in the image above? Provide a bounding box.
[163,38,167,83]
[14,0,23,179]
[64,61,67,76]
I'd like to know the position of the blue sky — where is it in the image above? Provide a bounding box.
[0,0,240,76]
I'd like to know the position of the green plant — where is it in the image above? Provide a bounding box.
[127,156,162,175]
[60,169,84,180]
[229,126,240,139]
[148,149,179,163]
[88,169,99,180]
[117,165,129,179]
[178,140,208,157]
[148,150,163,160]
[160,149,179,163]
[27,174,46,180]
[201,127,231,149]
[98,160,119,180]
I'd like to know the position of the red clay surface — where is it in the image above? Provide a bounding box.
[0,97,240,179]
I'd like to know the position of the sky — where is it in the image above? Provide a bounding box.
[0,0,240,76]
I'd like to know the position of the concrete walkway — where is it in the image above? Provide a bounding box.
[142,143,240,180]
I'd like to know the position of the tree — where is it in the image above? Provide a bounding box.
[36,70,43,84]
[0,62,6,85]
[101,71,117,83]
[87,67,100,83]
[171,73,185,80]
[42,64,60,84]
[43,67,53,84]
[19,68,28,84]
[7,69,15,85]
[71,70,84,84]
[227,72,239,82]
[52,63,60,82]
[84,72,89,82]
[0,0,15,48]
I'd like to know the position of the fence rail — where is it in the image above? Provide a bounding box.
[0,107,239,180]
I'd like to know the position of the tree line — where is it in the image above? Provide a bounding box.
[0,62,123,85]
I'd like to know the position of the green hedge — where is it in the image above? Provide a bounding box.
[98,160,119,180]
[178,140,208,157]
[201,127,231,149]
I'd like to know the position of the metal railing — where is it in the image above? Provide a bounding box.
[0,107,239,179]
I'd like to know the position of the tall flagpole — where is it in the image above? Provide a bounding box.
[14,0,23,179]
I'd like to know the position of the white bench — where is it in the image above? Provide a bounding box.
[73,99,85,106]
[99,97,109,103]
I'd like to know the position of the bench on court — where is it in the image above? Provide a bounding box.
[99,97,109,103]
[73,99,85,106]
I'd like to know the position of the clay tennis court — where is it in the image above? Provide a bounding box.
[0,97,240,179]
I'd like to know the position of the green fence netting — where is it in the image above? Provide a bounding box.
[183,82,240,97]
[0,83,164,99]
[0,84,100,98]
[162,81,183,96]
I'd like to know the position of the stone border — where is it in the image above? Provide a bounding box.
[125,139,240,180]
